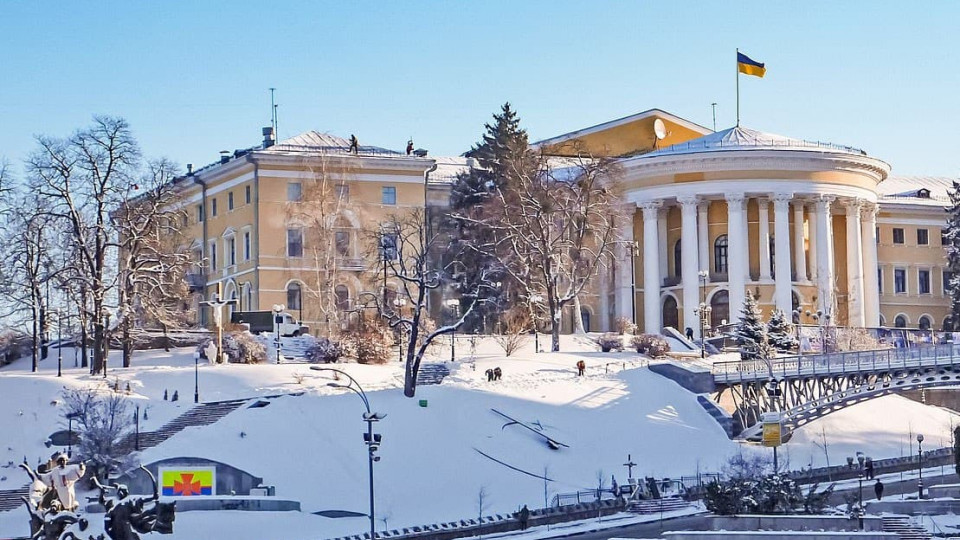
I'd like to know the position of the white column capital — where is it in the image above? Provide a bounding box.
[678,195,700,207]
[639,200,663,219]
[772,193,793,208]
[816,195,836,213]
[844,198,864,216]
[757,198,770,210]
[861,202,879,222]
[725,192,746,206]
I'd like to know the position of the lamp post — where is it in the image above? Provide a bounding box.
[393,298,407,363]
[309,367,384,540]
[273,304,285,364]
[697,271,709,358]
[917,433,924,499]
[446,298,460,362]
[193,351,200,403]
[793,310,802,355]
[55,310,62,377]
[102,307,111,379]
[66,411,80,457]
[531,295,543,354]
[851,451,865,529]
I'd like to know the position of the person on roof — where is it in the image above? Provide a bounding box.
[349,135,359,154]
[406,139,414,155]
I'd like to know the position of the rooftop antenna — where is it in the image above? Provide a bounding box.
[652,118,667,149]
[711,103,718,131]
[269,88,278,140]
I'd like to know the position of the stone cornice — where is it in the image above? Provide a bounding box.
[620,149,891,184]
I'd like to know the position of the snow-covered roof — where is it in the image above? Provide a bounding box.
[266,130,402,156]
[640,126,868,158]
[877,175,954,207]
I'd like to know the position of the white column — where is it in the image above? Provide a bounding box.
[793,202,808,282]
[815,197,836,315]
[773,194,794,315]
[679,196,701,336]
[599,256,610,332]
[845,200,866,327]
[698,201,710,279]
[726,193,747,316]
[658,209,668,281]
[758,198,772,280]
[742,199,751,280]
[616,210,636,322]
[807,203,818,281]
[861,203,881,327]
[641,201,663,333]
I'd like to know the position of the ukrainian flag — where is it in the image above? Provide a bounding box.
[737,52,766,78]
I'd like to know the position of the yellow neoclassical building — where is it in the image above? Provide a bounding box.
[538,110,954,335]
[170,112,953,338]
[173,128,467,333]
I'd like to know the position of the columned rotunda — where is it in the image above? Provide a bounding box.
[612,126,891,335]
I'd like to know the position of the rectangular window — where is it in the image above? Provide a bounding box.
[228,238,236,266]
[335,231,350,256]
[336,184,350,202]
[287,182,302,202]
[382,186,397,205]
[211,198,218,217]
[245,185,251,204]
[210,241,218,271]
[197,204,205,223]
[878,268,883,294]
[876,227,880,244]
[243,231,251,261]
[287,228,303,257]
[892,228,904,244]
[918,228,929,245]
[919,269,931,294]
[228,192,234,211]
[942,229,949,246]
[945,270,954,295]
[894,268,907,293]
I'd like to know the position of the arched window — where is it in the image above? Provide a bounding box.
[714,235,728,274]
[919,315,932,330]
[229,290,238,317]
[895,314,907,328]
[580,309,592,333]
[674,240,682,278]
[335,285,350,311]
[662,296,679,330]
[243,282,253,311]
[287,282,302,310]
[710,290,730,328]
[943,317,954,332]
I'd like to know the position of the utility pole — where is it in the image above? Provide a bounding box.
[711,103,717,131]
[269,88,278,139]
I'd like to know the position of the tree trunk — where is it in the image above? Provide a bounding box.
[572,295,586,335]
[122,317,133,368]
[549,302,561,352]
[162,322,170,352]
[31,301,39,373]
[39,305,48,360]
[92,323,105,375]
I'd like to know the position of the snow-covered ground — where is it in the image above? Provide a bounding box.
[0,335,957,540]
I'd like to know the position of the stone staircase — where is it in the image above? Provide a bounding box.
[882,516,932,540]
[255,335,313,361]
[627,496,691,514]
[416,364,450,386]
[0,398,250,513]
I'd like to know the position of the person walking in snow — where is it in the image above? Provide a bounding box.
[874,479,884,501]
[47,453,85,511]
[485,369,494,382]
[517,504,530,530]
[494,367,502,381]
[576,360,586,377]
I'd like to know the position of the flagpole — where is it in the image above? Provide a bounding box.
[736,48,740,127]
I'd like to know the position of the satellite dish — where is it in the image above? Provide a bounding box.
[653,119,667,140]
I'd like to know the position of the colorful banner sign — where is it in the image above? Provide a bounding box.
[160,467,215,496]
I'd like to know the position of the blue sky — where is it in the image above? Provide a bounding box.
[1,1,958,176]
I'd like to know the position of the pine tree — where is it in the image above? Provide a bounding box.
[766,309,798,353]
[946,181,960,329]
[736,291,765,360]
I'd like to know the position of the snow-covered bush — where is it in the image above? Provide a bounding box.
[0,329,27,366]
[197,332,267,364]
[305,337,344,364]
[614,317,637,335]
[631,334,669,357]
[596,333,623,352]
[704,472,832,515]
[342,319,391,364]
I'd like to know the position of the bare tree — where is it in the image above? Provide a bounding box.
[381,210,497,397]
[457,149,626,351]
[62,385,135,481]
[28,116,140,375]
[493,307,529,356]
[114,158,192,364]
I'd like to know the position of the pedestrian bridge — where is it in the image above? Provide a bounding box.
[711,344,960,440]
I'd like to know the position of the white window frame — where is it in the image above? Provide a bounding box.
[287,182,303,202]
[228,191,235,211]
[242,228,252,261]
[893,266,907,295]
[287,227,304,258]
[382,186,397,206]
[917,267,932,295]
[892,227,904,245]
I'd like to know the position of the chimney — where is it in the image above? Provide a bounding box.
[219,151,230,165]
[187,164,193,175]
[262,126,276,148]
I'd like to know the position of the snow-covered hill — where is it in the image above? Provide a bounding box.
[0,336,957,540]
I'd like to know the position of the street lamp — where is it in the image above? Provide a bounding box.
[309,367,385,540]
[54,310,63,377]
[193,351,201,403]
[917,433,924,499]
[446,298,460,362]
[65,411,81,457]
[530,295,543,353]
[393,298,407,363]
[849,451,865,529]
[273,304,286,364]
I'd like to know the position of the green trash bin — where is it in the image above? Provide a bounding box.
[419,399,428,408]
